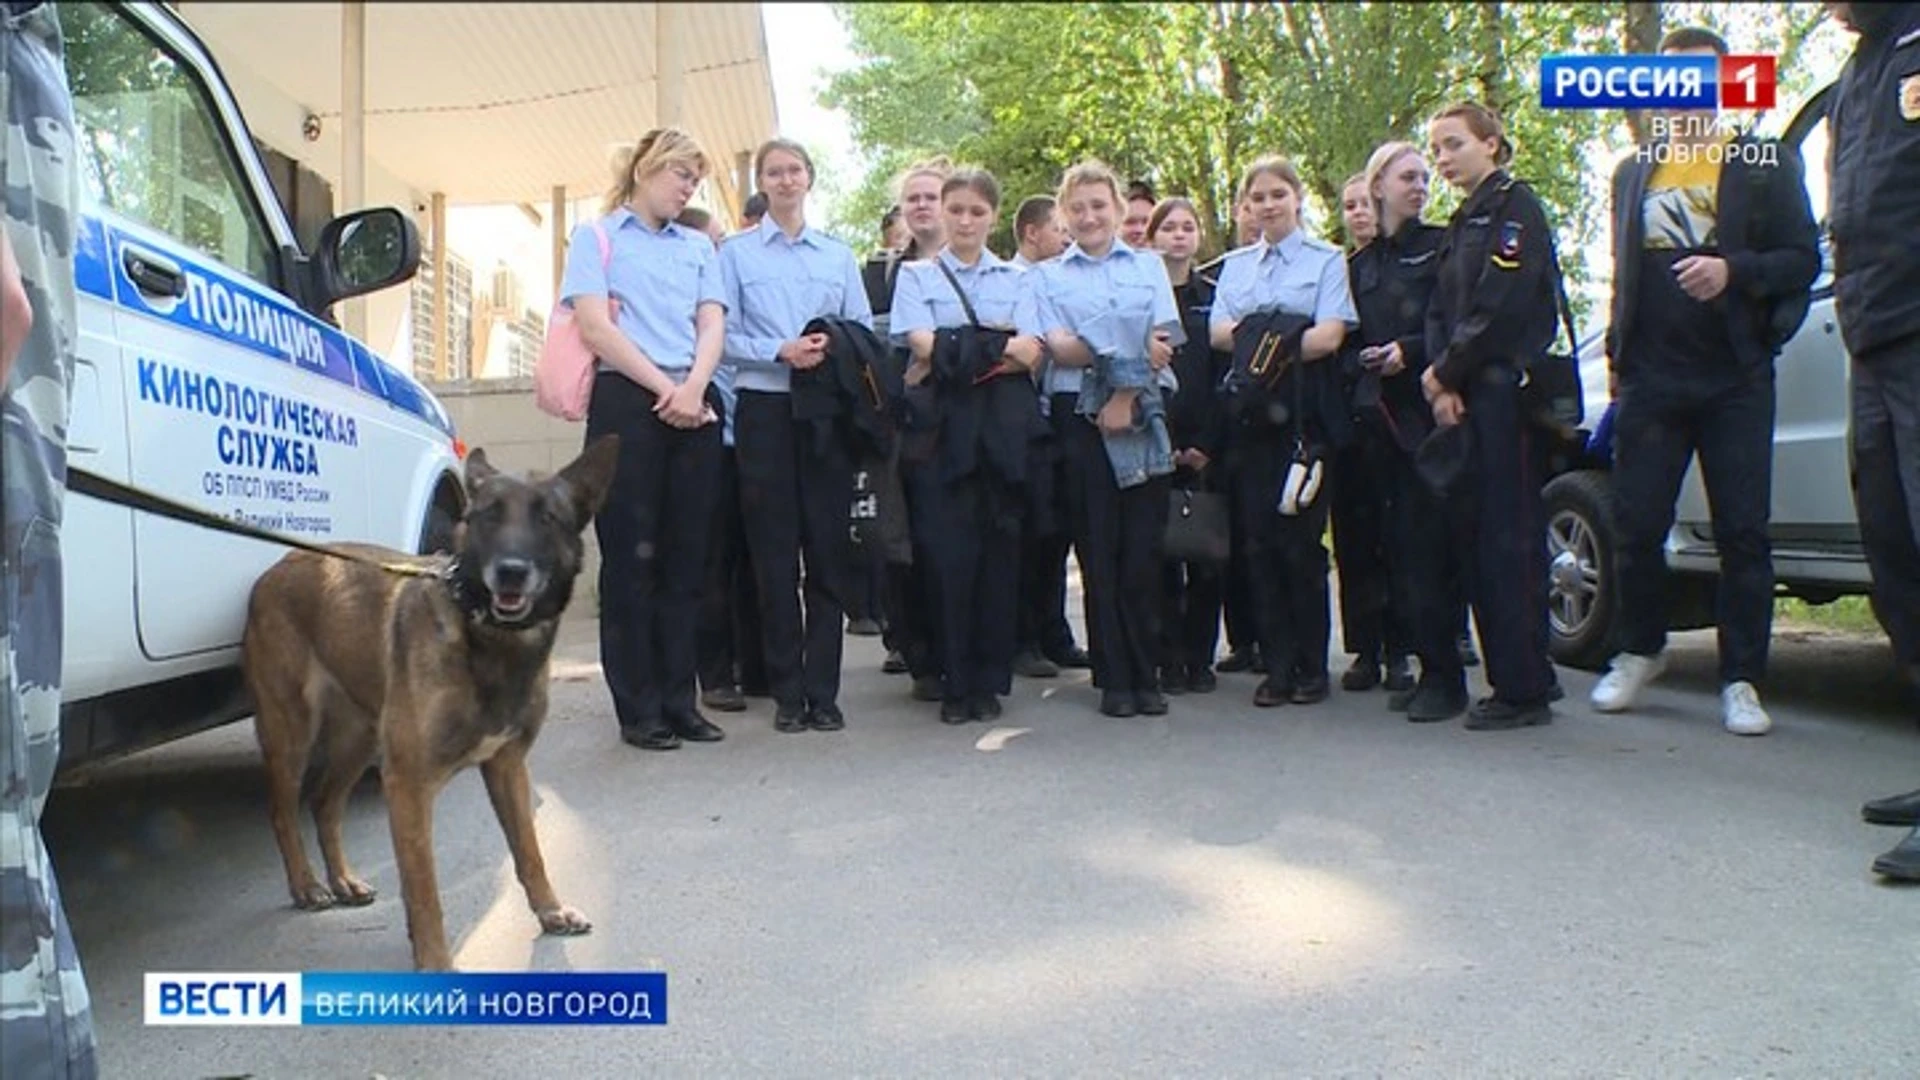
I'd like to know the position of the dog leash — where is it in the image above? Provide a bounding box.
[65,466,446,579]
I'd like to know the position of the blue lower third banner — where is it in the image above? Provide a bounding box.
[144,971,668,1026]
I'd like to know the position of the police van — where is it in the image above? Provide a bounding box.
[54,2,467,772]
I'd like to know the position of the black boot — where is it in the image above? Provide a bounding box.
[1872,826,1920,882]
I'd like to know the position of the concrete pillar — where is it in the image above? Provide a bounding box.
[341,1,368,339]
[734,149,752,225]
[551,184,567,302]
[430,192,448,381]
[655,3,686,128]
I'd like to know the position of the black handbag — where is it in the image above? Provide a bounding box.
[1163,486,1231,564]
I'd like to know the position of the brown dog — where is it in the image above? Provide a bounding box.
[242,435,619,970]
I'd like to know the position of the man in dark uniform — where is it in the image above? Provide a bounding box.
[1824,0,1920,881]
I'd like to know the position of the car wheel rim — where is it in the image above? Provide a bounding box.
[1547,509,1601,639]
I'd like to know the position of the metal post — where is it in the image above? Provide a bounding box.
[655,2,686,128]
[551,184,567,303]
[341,1,368,339]
[430,192,448,381]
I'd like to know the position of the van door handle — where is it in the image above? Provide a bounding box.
[123,247,187,298]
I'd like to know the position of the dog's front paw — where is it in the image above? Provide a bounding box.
[292,881,337,911]
[537,905,592,936]
[329,873,378,907]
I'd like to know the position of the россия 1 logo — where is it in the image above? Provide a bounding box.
[1540,53,1776,110]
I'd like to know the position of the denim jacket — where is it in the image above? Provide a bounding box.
[1076,350,1174,489]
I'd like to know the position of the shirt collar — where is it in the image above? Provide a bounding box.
[1063,238,1136,265]
[757,215,821,249]
[606,205,685,238]
[1258,228,1306,264]
[939,246,1003,273]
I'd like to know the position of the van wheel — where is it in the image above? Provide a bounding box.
[419,480,462,555]
[1543,470,1619,672]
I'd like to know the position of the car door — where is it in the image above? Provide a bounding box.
[59,0,372,661]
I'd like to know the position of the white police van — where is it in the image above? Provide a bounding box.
[55,2,466,772]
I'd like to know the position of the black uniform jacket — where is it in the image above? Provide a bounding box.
[1225,308,1353,452]
[1166,271,1232,463]
[1827,1,1920,358]
[1425,170,1561,394]
[926,325,1047,487]
[793,315,900,463]
[1348,219,1446,454]
[1606,136,1820,380]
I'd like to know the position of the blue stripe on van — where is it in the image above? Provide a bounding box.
[75,212,453,439]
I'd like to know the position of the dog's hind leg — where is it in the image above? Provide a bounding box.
[312,700,381,907]
[248,659,336,911]
[480,741,591,937]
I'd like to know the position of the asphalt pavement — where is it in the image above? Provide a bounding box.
[42,615,1920,1079]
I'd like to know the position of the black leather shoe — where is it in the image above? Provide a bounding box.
[1464,695,1552,730]
[1382,655,1415,693]
[1160,667,1187,696]
[1291,674,1331,705]
[1136,689,1169,716]
[701,685,747,712]
[1099,690,1138,718]
[668,711,725,742]
[1253,678,1292,708]
[621,723,680,751]
[1405,680,1469,723]
[846,617,883,637]
[940,700,972,725]
[1863,788,1920,827]
[1013,651,1060,678]
[1871,826,1920,881]
[911,675,944,702]
[1388,684,1419,712]
[1048,645,1093,670]
[773,705,809,734]
[1217,650,1255,673]
[1187,667,1218,694]
[969,694,1003,721]
[806,704,846,731]
[882,650,908,675]
[1341,659,1381,692]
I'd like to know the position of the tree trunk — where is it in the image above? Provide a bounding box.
[1624,2,1663,144]
[1476,1,1507,115]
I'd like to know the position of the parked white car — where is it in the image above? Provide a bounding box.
[55,2,466,772]
[1541,83,1872,670]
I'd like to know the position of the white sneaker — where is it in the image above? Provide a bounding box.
[1590,652,1665,713]
[1722,681,1773,736]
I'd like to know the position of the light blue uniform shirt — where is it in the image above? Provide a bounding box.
[1208,227,1358,333]
[890,247,1047,342]
[1034,240,1185,395]
[559,205,727,383]
[719,217,873,394]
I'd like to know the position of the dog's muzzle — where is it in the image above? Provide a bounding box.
[482,558,545,622]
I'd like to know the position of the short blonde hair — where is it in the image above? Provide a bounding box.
[1055,159,1123,211]
[895,155,954,200]
[604,127,711,214]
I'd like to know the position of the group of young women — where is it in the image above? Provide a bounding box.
[558,96,1569,749]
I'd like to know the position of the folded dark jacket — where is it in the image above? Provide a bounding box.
[929,325,1048,486]
[792,316,900,463]
[1225,308,1354,451]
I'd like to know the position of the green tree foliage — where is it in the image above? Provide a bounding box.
[820,1,1839,318]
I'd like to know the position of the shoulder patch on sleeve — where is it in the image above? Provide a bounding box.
[1493,219,1524,266]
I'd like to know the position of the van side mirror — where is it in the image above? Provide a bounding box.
[311,207,422,308]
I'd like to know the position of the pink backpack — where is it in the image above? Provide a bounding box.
[534,220,614,421]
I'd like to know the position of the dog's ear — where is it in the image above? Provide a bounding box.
[551,435,620,527]
[464,447,498,497]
